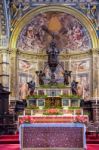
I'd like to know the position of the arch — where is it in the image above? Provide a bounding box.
[9,5,98,50]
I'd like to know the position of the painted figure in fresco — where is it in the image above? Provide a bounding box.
[71,80,78,95]
[17,12,91,52]
[77,82,83,97]
[10,0,23,19]
[27,80,35,95]
[64,70,72,85]
[19,83,28,100]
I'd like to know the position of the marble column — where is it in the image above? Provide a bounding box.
[0,50,9,91]
[91,50,99,98]
[9,49,18,101]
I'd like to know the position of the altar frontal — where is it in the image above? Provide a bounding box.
[19,123,86,150]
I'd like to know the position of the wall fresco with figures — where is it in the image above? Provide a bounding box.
[44,61,64,84]
[17,12,92,53]
[18,59,37,99]
[17,57,91,100]
[70,59,90,100]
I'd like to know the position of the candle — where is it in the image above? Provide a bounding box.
[76,62,78,80]
[28,69,29,82]
[81,109,83,115]
[69,58,71,70]
[74,110,76,121]
[96,88,98,105]
[31,110,33,116]
[23,110,25,116]
[83,86,84,99]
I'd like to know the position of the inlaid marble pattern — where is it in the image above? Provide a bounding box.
[21,126,84,149]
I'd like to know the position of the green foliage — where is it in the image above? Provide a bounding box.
[83,111,90,116]
[26,105,39,110]
[43,112,63,115]
[68,106,80,110]
[40,83,68,89]
[43,106,63,110]
[27,94,48,99]
[60,94,81,99]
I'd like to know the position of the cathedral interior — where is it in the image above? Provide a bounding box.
[0,0,99,145]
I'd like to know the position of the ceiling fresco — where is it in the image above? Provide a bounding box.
[17,12,92,53]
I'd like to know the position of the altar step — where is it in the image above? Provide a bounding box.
[0,135,19,144]
[0,133,99,145]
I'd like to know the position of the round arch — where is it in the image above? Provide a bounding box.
[9,5,98,50]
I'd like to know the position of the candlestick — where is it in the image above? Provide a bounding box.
[74,110,76,121]
[23,110,25,116]
[81,109,83,115]
[96,88,98,105]
[27,69,29,82]
[69,58,71,70]
[83,86,84,99]
[31,110,33,116]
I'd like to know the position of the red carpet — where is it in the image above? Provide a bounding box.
[86,133,99,144]
[0,144,19,150]
[0,144,99,150]
[0,135,19,144]
[87,144,99,150]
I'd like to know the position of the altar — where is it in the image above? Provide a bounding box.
[19,123,86,150]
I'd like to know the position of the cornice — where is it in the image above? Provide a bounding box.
[16,49,47,60]
[0,49,9,53]
[9,48,99,60]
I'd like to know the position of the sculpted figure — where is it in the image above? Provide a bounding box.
[27,80,35,95]
[71,80,78,95]
[64,70,72,85]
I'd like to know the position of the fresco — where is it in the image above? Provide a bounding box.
[44,62,64,84]
[71,59,90,73]
[17,12,92,52]
[18,59,37,99]
[70,59,90,99]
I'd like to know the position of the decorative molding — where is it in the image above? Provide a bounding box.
[0,49,9,53]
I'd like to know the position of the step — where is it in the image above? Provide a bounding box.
[0,140,19,144]
[0,134,19,139]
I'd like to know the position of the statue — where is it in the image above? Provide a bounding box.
[64,70,72,85]
[36,71,45,85]
[42,25,60,73]
[71,80,78,95]
[27,80,35,95]
[47,40,60,73]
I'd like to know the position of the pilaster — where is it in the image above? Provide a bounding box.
[9,48,17,100]
[91,49,99,98]
[0,49,9,90]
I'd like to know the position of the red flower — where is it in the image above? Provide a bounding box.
[47,109,59,115]
[75,115,87,123]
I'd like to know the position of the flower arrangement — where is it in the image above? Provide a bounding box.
[19,116,35,124]
[74,115,87,124]
[43,108,62,115]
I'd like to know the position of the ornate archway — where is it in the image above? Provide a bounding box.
[9,5,98,100]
